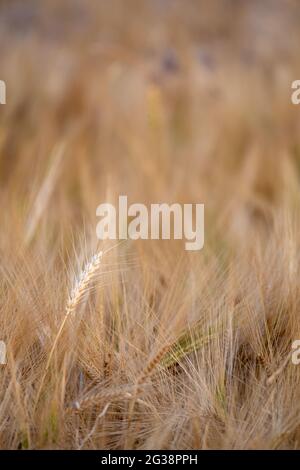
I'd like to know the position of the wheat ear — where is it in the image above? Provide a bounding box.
[69,385,145,412]
[66,251,103,315]
[36,251,103,405]
[137,343,172,385]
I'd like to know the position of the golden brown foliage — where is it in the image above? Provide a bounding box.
[0,0,300,449]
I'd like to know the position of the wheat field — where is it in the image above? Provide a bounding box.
[1,0,300,449]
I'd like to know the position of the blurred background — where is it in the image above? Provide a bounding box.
[1,0,300,252]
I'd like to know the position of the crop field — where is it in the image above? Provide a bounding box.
[0,0,300,449]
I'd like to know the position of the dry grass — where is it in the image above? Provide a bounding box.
[1,0,300,449]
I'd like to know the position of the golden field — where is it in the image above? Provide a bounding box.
[0,0,300,449]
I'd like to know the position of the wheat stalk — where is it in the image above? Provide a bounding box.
[25,143,65,245]
[36,251,103,405]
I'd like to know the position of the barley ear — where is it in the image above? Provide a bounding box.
[35,251,103,406]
